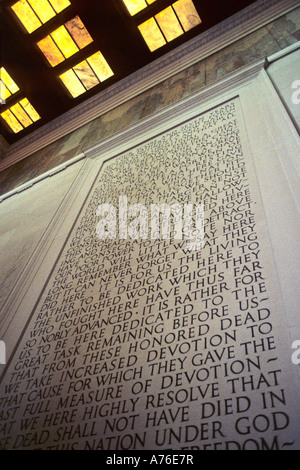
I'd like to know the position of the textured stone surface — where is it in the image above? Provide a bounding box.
[1,99,300,449]
[268,48,300,129]
[0,161,84,315]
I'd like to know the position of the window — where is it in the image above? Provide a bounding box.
[173,0,202,31]
[11,0,71,34]
[155,6,184,42]
[138,0,201,51]
[138,18,166,52]
[1,98,40,133]
[0,68,20,102]
[59,51,114,98]
[122,0,157,16]
[37,16,94,67]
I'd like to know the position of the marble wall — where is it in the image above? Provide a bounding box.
[268,48,300,130]
[0,161,84,320]
[0,94,300,450]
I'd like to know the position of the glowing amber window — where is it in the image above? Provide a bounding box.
[49,0,71,13]
[73,61,100,91]
[11,0,71,34]
[59,51,114,98]
[138,18,166,52]
[138,0,201,51]
[0,110,23,133]
[20,98,41,122]
[0,68,20,102]
[173,0,202,31]
[122,0,157,16]
[87,51,114,82]
[155,6,184,42]
[37,16,94,67]
[1,98,40,133]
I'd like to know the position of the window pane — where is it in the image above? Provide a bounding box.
[49,0,71,14]
[1,109,24,133]
[0,81,11,101]
[51,26,79,58]
[10,102,32,128]
[1,68,20,94]
[37,35,65,67]
[138,17,166,52]
[11,0,71,33]
[87,52,114,82]
[1,98,40,132]
[65,16,93,49]
[73,61,99,90]
[38,18,92,66]
[11,0,42,33]
[20,98,40,122]
[122,0,148,16]
[173,0,202,32]
[27,0,55,24]
[59,70,86,98]
[155,6,183,42]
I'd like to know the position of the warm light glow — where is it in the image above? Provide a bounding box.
[0,82,11,101]
[73,61,100,90]
[138,17,166,52]
[1,98,40,133]
[10,102,32,128]
[27,0,55,24]
[65,16,93,50]
[1,68,20,95]
[11,0,42,33]
[138,0,201,52]
[155,6,183,42]
[122,0,158,15]
[20,98,41,122]
[1,109,24,133]
[87,52,114,82]
[37,17,93,67]
[51,26,79,59]
[11,0,71,33]
[59,51,114,98]
[59,70,86,98]
[173,0,202,31]
[49,0,71,13]
[37,35,65,67]
[122,0,147,16]
[0,68,20,101]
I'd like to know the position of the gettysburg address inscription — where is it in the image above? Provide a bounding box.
[0,99,299,450]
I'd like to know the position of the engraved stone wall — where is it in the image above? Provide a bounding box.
[0,98,299,450]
